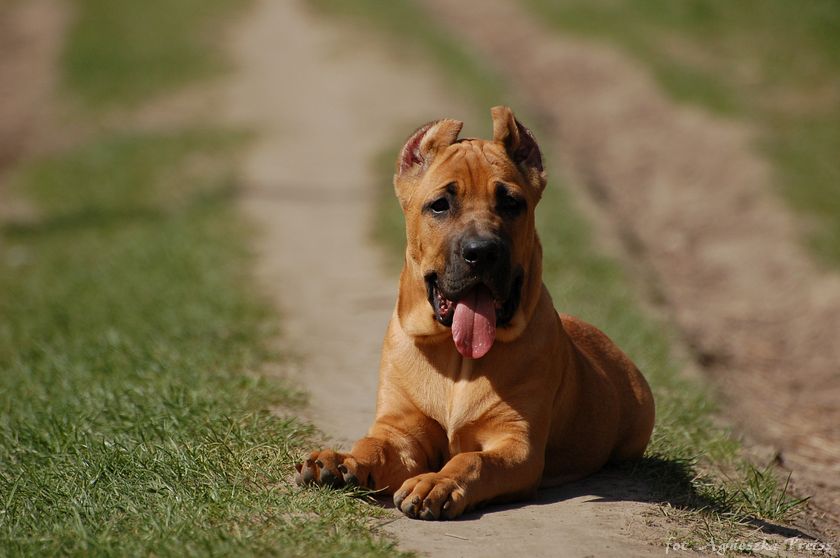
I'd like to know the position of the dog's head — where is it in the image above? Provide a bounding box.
[394,106,546,358]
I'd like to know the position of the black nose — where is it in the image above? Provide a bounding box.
[462,237,501,268]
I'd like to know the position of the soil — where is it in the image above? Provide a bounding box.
[416,0,840,540]
[0,0,65,165]
[0,0,66,218]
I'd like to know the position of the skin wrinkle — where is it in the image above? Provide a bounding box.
[449,142,500,240]
[415,140,540,342]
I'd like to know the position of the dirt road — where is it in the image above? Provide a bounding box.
[0,0,65,189]
[223,0,681,555]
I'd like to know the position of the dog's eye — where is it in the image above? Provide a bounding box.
[430,197,450,214]
[497,193,525,216]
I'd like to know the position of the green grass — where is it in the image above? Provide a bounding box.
[63,0,249,108]
[527,0,840,266]
[315,0,808,539]
[0,0,406,555]
[0,130,401,556]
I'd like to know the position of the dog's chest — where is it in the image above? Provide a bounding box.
[425,356,497,455]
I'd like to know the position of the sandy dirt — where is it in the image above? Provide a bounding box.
[222,0,695,555]
[0,0,65,167]
[0,0,66,218]
[417,0,840,539]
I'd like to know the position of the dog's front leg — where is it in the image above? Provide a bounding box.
[393,429,544,521]
[295,412,447,493]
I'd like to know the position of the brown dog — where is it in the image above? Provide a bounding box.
[295,106,655,520]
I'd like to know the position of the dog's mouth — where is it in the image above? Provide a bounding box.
[425,271,523,359]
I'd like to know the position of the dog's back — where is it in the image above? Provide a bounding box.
[557,313,655,461]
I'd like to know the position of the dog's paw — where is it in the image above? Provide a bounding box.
[294,449,366,488]
[393,473,467,520]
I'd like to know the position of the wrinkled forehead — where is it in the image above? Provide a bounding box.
[423,140,520,192]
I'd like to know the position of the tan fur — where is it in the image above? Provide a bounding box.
[296,107,655,520]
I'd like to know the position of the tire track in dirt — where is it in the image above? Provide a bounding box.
[417,0,840,538]
[223,0,681,555]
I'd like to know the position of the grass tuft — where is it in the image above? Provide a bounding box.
[735,465,810,521]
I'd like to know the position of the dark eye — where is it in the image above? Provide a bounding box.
[430,197,450,214]
[495,182,525,217]
[497,193,525,216]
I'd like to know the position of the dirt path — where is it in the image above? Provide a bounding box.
[417,0,840,538]
[0,0,65,163]
[222,0,688,555]
[0,0,66,192]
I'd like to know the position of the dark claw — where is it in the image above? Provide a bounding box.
[337,463,357,485]
[301,460,316,484]
[318,467,340,487]
[420,507,437,521]
[405,496,422,517]
[394,492,406,509]
[441,498,455,520]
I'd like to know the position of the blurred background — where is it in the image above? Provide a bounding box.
[1,0,838,554]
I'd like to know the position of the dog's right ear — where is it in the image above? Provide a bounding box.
[394,118,463,207]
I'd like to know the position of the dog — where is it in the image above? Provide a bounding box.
[295,106,655,521]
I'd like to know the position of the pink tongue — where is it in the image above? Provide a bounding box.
[451,286,497,359]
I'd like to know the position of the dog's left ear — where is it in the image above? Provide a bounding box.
[491,106,546,193]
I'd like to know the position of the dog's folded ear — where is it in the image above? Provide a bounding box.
[394,118,463,206]
[397,118,463,176]
[491,106,546,193]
